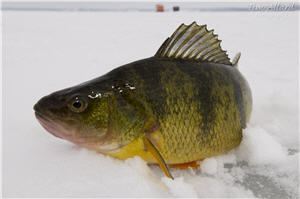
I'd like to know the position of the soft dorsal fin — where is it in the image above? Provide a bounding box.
[232,52,241,67]
[155,21,232,66]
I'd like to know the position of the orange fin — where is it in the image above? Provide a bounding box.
[169,161,201,170]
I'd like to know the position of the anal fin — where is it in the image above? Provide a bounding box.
[143,137,174,179]
[169,161,202,170]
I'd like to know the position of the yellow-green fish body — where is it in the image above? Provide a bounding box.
[95,57,252,165]
[34,22,252,178]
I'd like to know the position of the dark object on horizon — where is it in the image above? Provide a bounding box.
[173,6,180,11]
[156,4,164,12]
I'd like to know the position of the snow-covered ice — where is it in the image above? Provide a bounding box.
[2,9,299,198]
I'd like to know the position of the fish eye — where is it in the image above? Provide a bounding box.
[68,97,87,113]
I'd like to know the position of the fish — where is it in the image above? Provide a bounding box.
[34,22,252,179]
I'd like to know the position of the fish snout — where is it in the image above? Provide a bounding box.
[34,95,68,139]
[34,94,66,114]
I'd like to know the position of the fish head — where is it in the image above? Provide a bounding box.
[34,85,120,153]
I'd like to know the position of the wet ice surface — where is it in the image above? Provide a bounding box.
[2,10,299,198]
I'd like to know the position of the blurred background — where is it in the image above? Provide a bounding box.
[2,1,299,198]
[3,1,300,12]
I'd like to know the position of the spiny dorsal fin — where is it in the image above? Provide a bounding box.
[232,52,241,67]
[155,21,232,66]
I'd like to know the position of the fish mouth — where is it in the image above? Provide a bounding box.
[35,111,64,139]
[34,110,119,152]
[34,111,111,148]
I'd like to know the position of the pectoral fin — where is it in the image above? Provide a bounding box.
[143,137,174,179]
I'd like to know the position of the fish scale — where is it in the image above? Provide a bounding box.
[139,61,246,164]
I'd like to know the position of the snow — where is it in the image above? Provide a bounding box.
[2,9,299,198]
[162,177,198,197]
[200,158,218,175]
[237,125,288,165]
